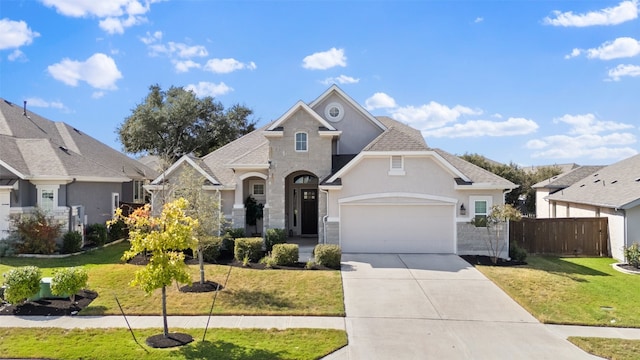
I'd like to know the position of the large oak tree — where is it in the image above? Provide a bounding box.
[118,84,256,161]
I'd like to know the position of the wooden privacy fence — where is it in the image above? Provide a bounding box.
[510,217,609,257]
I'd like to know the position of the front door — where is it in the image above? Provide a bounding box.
[301,189,317,235]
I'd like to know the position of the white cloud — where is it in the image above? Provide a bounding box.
[321,75,359,85]
[391,102,482,130]
[140,31,162,45]
[47,53,122,90]
[302,47,347,70]
[185,81,232,97]
[527,112,637,161]
[586,37,640,60]
[564,48,582,59]
[41,0,158,34]
[25,97,67,110]
[543,0,638,27]
[8,49,26,61]
[526,133,637,160]
[149,41,208,58]
[365,92,397,110]
[607,63,640,80]
[474,17,484,23]
[203,58,256,74]
[173,60,201,73]
[553,113,634,135]
[423,117,539,138]
[0,19,40,50]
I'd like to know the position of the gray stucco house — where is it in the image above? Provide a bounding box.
[147,86,517,256]
[0,98,157,239]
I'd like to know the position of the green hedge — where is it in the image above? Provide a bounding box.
[61,231,82,254]
[86,223,108,246]
[200,236,223,263]
[234,237,264,262]
[314,244,342,269]
[272,243,299,266]
[265,228,287,252]
[3,266,42,304]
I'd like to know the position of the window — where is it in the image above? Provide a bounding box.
[295,132,308,152]
[388,155,405,176]
[252,183,264,196]
[324,102,344,122]
[470,196,492,227]
[36,185,59,213]
[133,180,145,203]
[112,193,120,218]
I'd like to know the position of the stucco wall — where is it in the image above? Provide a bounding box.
[536,189,551,218]
[66,182,121,225]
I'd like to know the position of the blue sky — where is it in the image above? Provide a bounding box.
[1,0,639,167]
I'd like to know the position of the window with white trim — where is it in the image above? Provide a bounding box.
[295,132,308,152]
[112,193,120,218]
[470,196,492,227]
[36,185,60,213]
[388,155,405,175]
[133,180,145,203]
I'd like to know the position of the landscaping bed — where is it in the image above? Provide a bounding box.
[0,289,97,316]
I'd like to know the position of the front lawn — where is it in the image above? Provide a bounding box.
[569,337,640,360]
[474,256,640,327]
[0,242,345,316]
[0,327,347,360]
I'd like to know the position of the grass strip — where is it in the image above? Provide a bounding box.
[569,337,640,360]
[0,327,347,360]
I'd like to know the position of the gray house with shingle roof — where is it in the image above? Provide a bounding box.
[543,154,640,261]
[148,86,517,255]
[0,99,157,240]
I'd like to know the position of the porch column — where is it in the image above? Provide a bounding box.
[232,181,245,229]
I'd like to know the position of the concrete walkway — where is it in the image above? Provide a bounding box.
[2,253,640,359]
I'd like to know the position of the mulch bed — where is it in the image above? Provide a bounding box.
[461,255,527,267]
[614,263,640,274]
[0,290,98,316]
[146,332,194,348]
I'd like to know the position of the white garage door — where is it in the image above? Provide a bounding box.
[340,204,455,253]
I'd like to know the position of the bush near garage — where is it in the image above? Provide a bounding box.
[314,244,342,269]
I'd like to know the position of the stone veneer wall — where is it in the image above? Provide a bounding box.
[324,220,340,245]
[457,222,509,259]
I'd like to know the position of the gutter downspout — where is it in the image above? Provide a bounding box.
[319,188,329,244]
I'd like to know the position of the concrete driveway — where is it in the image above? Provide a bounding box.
[328,254,600,360]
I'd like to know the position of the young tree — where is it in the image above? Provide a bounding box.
[172,166,224,285]
[117,84,256,162]
[484,204,523,264]
[114,198,198,344]
[51,267,89,304]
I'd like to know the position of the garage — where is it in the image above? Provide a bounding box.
[340,202,455,253]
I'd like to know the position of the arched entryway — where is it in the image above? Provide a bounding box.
[285,171,319,237]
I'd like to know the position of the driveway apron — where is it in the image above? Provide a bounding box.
[336,254,600,360]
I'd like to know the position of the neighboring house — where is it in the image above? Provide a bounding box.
[147,86,517,256]
[532,165,604,218]
[542,154,640,261]
[0,98,157,240]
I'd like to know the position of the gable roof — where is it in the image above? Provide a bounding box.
[546,154,640,209]
[266,101,336,131]
[532,165,604,190]
[309,84,387,131]
[0,98,157,182]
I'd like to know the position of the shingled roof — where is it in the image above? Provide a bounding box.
[546,154,640,209]
[532,165,604,190]
[0,98,157,182]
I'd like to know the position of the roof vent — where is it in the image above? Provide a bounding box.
[59,146,70,154]
[23,100,27,116]
[611,180,618,184]
[594,179,601,183]
[580,184,585,187]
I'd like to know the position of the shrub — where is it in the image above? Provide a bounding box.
[314,244,342,269]
[259,255,277,268]
[86,223,108,246]
[509,241,527,262]
[3,266,42,304]
[200,236,223,263]
[51,267,88,303]
[61,231,83,254]
[271,243,299,266]
[0,234,18,257]
[107,218,128,242]
[10,210,62,254]
[265,228,287,252]
[234,237,263,262]
[225,227,245,239]
[624,243,640,269]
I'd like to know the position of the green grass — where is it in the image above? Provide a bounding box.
[569,337,640,360]
[0,242,345,316]
[0,327,348,360]
[475,256,640,327]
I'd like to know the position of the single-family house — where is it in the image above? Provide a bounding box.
[0,98,157,240]
[147,86,517,256]
[533,165,604,218]
[543,154,640,261]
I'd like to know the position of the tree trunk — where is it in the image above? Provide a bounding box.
[198,247,205,285]
[162,286,168,337]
